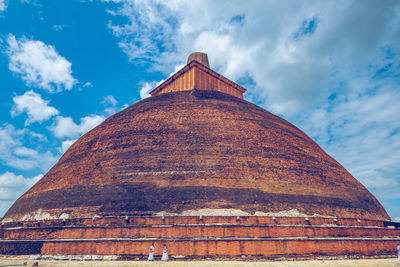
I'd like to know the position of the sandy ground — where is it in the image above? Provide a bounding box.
[0,259,400,267]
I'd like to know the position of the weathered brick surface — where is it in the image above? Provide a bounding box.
[0,241,43,255]
[0,215,387,230]
[40,239,399,257]
[4,90,389,221]
[1,215,399,241]
[1,216,399,257]
[3,224,400,240]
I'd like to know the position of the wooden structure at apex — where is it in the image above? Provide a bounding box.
[150,52,246,99]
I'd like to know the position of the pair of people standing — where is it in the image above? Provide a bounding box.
[148,243,168,261]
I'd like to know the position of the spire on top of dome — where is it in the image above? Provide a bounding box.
[187,52,210,68]
[149,52,246,98]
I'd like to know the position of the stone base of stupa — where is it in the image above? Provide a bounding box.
[1,215,399,259]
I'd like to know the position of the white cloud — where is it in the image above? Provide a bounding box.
[106,0,179,68]
[50,114,105,138]
[50,116,80,138]
[52,24,67,31]
[13,147,38,157]
[0,172,42,216]
[51,115,105,154]
[0,124,58,172]
[11,90,59,125]
[6,34,77,92]
[139,82,155,99]
[102,95,119,114]
[50,117,79,138]
[0,172,41,196]
[83,82,93,87]
[79,115,105,133]
[106,0,400,113]
[0,0,7,11]
[293,55,400,209]
[61,139,77,154]
[102,95,117,106]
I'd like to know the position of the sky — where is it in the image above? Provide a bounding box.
[0,0,399,221]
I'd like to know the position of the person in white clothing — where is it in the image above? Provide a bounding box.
[148,243,155,260]
[161,244,168,261]
[397,243,400,260]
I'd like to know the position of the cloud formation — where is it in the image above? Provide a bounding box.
[139,82,155,99]
[61,139,77,154]
[0,0,6,11]
[102,95,119,115]
[11,90,59,125]
[6,34,77,92]
[50,114,105,139]
[106,0,400,113]
[0,124,58,172]
[102,95,117,106]
[295,54,400,205]
[0,171,42,216]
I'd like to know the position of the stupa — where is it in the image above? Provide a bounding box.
[0,52,399,259]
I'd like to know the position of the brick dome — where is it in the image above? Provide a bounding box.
[4,89,389,221]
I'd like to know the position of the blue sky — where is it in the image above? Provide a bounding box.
[0,0,399,221]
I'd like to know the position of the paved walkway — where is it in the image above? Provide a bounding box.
[0,258,399,267]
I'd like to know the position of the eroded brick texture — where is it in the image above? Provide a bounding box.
[41,239,399,257]
[4,90,389,221]
[1,215,399,257]
[0,241,43,255]
[3,224,400,240]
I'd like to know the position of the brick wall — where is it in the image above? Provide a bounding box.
[41,239,399,257]
[3,224,400,240]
